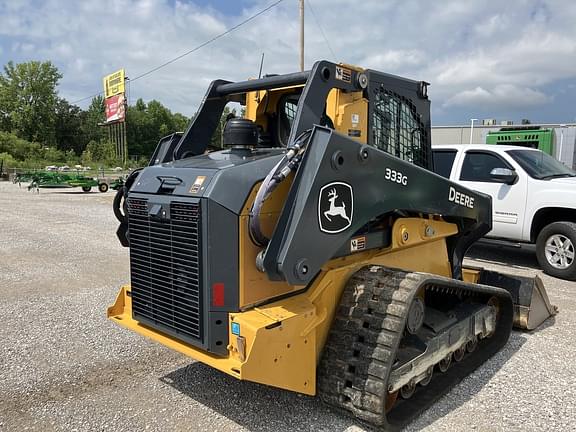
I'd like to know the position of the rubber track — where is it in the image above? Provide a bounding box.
[317,266,514,430]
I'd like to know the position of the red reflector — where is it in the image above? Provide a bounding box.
[212,283,225,307]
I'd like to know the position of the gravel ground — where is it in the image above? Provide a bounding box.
[1,181,575,431]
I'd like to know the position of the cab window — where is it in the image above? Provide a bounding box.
[372,88,429,168]
[460,151,511,182]
[277,94,300,147]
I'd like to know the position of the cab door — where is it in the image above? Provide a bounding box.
[456,150,528,240]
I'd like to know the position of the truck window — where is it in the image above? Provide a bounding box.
[460,151,511,182]
[432,150,457,178]
[507,149,576,179]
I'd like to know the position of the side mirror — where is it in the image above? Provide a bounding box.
[490,167,518,185]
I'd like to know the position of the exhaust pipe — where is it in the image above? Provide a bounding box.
[478,270,558,330]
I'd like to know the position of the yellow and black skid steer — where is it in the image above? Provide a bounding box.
[109,61,557,429]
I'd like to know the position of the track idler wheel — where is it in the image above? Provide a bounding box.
[438,354,452,372]
[406,298,425,334]
[483,297,500,339]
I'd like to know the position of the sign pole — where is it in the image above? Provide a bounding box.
[103,69,128,165]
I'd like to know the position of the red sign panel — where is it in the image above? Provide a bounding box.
[105,93,126,123]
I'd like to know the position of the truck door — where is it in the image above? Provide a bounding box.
[457,150,527,240]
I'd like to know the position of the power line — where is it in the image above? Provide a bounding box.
[305,0,337,62]
[71,91,103,105]
[71,0,285,105]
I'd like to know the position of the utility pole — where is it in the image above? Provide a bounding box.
[299,0,304,71]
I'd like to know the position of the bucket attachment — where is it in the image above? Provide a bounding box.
[478,270,558,330]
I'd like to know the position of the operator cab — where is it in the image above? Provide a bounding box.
[150,62,431,173]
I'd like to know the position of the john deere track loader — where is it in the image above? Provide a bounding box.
[108,61,556,429]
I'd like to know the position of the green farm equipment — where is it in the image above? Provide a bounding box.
[486,126,554,155]
[110,177,125,191]
[27,172,109,193]
[27,172,67,190]
[14,171,36,184]
[67,175,109,193]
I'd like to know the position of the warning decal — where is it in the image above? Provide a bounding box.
[190,176,206,194]
[335,66,352,83]
[350,236,366,252]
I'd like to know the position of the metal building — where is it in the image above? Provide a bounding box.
[431,123,576,168]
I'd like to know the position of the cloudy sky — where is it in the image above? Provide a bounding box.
[1,0,575,125]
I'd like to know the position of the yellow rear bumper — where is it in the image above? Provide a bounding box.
[107,285,318,395]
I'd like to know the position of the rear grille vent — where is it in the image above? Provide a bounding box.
[127,198,203,343]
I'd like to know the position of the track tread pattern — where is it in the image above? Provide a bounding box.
[318,266,418,426]
[317,265,514,431]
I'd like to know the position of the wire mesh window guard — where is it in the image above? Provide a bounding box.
[372,87,430,168]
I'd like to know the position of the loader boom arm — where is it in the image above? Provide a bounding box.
[262,126,492,284]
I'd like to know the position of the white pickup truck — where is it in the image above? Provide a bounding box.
[432,144,576,280]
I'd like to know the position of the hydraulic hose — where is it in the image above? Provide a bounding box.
[113,168,142,224]
[248,130,312,247]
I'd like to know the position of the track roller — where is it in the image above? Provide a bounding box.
[419,367,433,386]
[453,345,466,362]
[400,380,416,399]
[437,354,452,372]
[466,335,478,353]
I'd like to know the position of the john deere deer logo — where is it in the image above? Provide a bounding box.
[318,182,353,234]
[324,188,351,223]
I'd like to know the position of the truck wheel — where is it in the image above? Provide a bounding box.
[98,183,109,193]
[536,222,576,280]
[82,186,92,192]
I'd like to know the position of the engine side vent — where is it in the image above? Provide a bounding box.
[127,198,203,344]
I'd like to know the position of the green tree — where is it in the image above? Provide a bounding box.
[54,98,84,154]
[173,113,189,131]
[0,61,62,144]
[126,101,155,158]
[81,139,118,166]
[125,98,189,159]
[80,149,93,166]
[80,95,106,146]
[134,98,146,112]
[0,130,41,160]
[0,152,18,168]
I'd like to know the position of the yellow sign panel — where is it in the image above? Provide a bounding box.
[103,69,125,99]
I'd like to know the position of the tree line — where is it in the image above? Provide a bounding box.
[0,60,192,170]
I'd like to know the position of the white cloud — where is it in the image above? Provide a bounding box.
[473,14,510,38]
[444,84,552,110]
[433,32,576,89]
[0,0,575,123]
[11,42,35,54]
[362,50,426,72]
